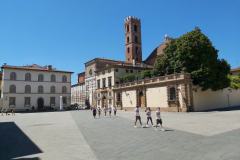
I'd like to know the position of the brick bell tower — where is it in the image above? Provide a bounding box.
[124,16,142,63]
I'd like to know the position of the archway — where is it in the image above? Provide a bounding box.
[102,94,107,108]
[37,97,44,110]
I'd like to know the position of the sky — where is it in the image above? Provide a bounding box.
[0,0,239,84]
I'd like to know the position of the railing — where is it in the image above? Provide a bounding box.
[113,73,191,89]
[100,86,112,91]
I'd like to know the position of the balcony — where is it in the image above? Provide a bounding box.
[113,73,192,90]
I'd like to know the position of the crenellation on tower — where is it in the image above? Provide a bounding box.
[124,16,142,63]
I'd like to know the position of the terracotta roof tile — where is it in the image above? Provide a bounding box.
[230,67,240,72]
[1,64,74,73]
[144,41,170,65]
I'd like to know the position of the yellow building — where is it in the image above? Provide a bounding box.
[95,62,152,109]
[230,67,240,76]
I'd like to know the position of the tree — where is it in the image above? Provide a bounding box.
[138,70,152,79]
[153,27,231,91]
[120,74,136,83]
[228,73,240,90]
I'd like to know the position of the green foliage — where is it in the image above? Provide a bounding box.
[120,70,154,83]
[120,74,136,83]
[138,70,152,79]
[153,27,231,91]
[228,73,240,90]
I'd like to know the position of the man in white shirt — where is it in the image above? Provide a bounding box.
[155,107,164,131]
[98,107,102,118]
[146,107,153,127]
[135,106,143,128]
[104,106,107,117]
[113,106,117,116]
[108,106,112,117]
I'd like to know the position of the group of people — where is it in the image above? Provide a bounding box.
[135,106,164,131]
[90,105,164,131]
[92,106,117,118]
[1,108,15,116]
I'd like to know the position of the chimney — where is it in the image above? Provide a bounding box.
[47,65,52,70]
[132,58,136,66]
[4,63,6,66]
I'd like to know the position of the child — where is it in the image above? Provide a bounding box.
[108,106,112,117]
[155,107,164,131]
[146,107,153,127]
[134,106,143,128]
[104,106,107,117]
[113,106,117,116]
[12,109,15,116]
[98,107,102,118]
[93,108,96,118]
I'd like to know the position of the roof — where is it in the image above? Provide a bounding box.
[84,58,124,65]
[1,64,74,73]
[144,41,170,62]
[230,67,240,72]
[71,82,85,87]
[95,62,154,73]
[77,72,85,75]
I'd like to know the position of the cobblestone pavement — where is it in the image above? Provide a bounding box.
[0,110,240,160]
[71,110,240,160]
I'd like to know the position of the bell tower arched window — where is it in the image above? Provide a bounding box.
[128,47,130,53]
[134,25,137,31]
[135,36,138,43]
[127,37,129,43]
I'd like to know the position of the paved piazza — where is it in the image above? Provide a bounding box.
[0,109,240,160]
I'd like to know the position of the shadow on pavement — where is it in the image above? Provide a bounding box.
[0,122,42,160]
[12,157,40,160]
[164,130,174,132]
[196,105,240,112]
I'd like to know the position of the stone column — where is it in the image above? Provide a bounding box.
[58,96,65,111]
[113,91,115,107]
[180,84,188,112]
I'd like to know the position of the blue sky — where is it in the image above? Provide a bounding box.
[0,0,239,84]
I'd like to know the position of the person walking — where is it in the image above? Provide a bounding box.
[12,109,15,116]
[108,106,112,117]
[1,108,3,116]
[104,106,107,117]
[93,107,96,118]
[146,107,153,127]
[155,107,164,131]
[113,106,117,116]
[97,107,102,118]
[134,106,143,128]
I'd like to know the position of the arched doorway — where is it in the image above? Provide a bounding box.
[139,91,144,107]
[37,97,44,110]
[102,94,107,108]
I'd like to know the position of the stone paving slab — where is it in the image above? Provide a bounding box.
[0,111,96,160]
[1,110,240,160]
[71,110,240,160]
